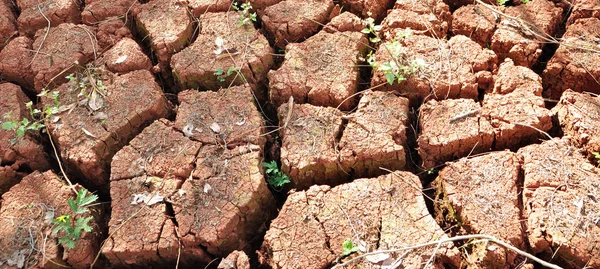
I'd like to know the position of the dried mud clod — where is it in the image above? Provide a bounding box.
[0,0,17,51]
[371,33,497,105]
[381,0,452,39]
[268,31,368,111]
[338,90,410,178]
[553,90,600,158]
[259,0,334,48]
[338,0,395,21]
[174,85,266,148]
[94,18,134,52]
[0,83,50,195]
[187,0,233,15]
[278,103,346,189]
[0,36,35,90]
[133,0,193,65]
[517,138,600,268]
[45,69,169,190]
[0,171,102,269]
[16,0,81,37]
[543,18,600,100]
[491,58,543,96]
[81,0,139,25]
[451,4,499,48]
[260,172,461,269]
[323,11,364,33]
[171,12,273,90]
[565,0,600,26]
[218,250,251,269]
[436,151,526,268]
[490,0,563,68]
[97,37,153,74]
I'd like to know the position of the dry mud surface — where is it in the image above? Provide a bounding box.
[0,0,600,268]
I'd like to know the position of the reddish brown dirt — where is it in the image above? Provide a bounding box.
[260,172,460,269]
[490,0,562,67]
[31,23,99,92]
[543,18,600,100]
[0,36,36,90]
[17,0,81,37]
[46,69,169,189]
[324,11,364,33]
[0,171,101,268]
[565,0,600,26]
[259,0,334,48]
[553,90,600,157]
[171,12,273,90]
[81,0,138,25]
[218,250,250,269]
[0,0,17,51]
[95,18,133,51]
[381,0,452,39]
[437,151,525,268]
[187,0,232,15]
[278,102,346,189]
[518,138,600,268]
[133,0,193,65]
[248,0,282,9]
[269,31,367,110]
[451,4,499,47]
[339,0,394,20]
[339,90,410,178]
[0,83,49,195]
[174,85,266,147]
[371,33,497,105]
[98,37,152,74]
[491,58,543,96]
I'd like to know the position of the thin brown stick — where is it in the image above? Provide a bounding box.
[46,129,77,195]
[29,4,51,66]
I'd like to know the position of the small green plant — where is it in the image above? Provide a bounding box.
[214,67,239,82]
[367,33,426,85]
[361,17,383,43]
[233,2,257,26]
[52,189,98,249]
[263,160,291,188]
[593,152,600,165]
[342,239,360,256]
[1,89,60,137]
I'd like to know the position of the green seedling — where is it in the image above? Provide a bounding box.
[263,160,291,188]
[52,189,98,249]
[342,239,360,256]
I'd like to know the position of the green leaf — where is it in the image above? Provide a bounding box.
[68,198,78,213]
[227,66,237,76]
[372,25,383,31]
[25,101,33,109]
[16,125,25,137]
[342,239,360,256]
[76,216,94,233]
[385,72,396,85]
[21,118,29,126]
[214,68,224,76]
[78,190,98,208]
[361,28,371,34]
[2,121,17,131]
[593,152,600,159]
[32,109,41,115]
[370,37,381,43]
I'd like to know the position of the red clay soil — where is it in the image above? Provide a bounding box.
[218,250,250,269]
[436,151,525,268]
[17,0,81,37]
[381,0,452,39]
[418,98,495,169]
[0,36,36,90]
[0,83,50,195]
[371,32,497,105]
[172,144,275,256]
[491,58,543,96]
[553,90,600,157]
[278,102,346,189]
[268,31,368,110]
[259,0,334,48]
[565,0,600,25]
[543,18,600,100]
[0,0,17,51]
[174,85,266,147]
[81,0,138,25]
[0,171,102,268]
[338,90,410,178]
[260,172,460,269]
[451,4,499,47]
[518,138,600,268]
[490,0,562,68]
[98,37,153,74]
[31,23,99,92]
[45,69,169,190]
[171,12,273,90]
[339,0,394,20]
[133,0,193,65]
[323,11,364,33]
[95,18,134,51]
[187,0,233,15]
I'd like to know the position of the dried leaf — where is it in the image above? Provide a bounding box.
[88,90,104,111]
[131,192,164,206]
[366,253,390,263]
[82,128,96,138]
[210,122,221,133]
[203,183,212,193]
[183,123,194,137]
[235,117,246,126]
[114,55,127,64]
[178,189,186,197]
[92,112,108,121]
